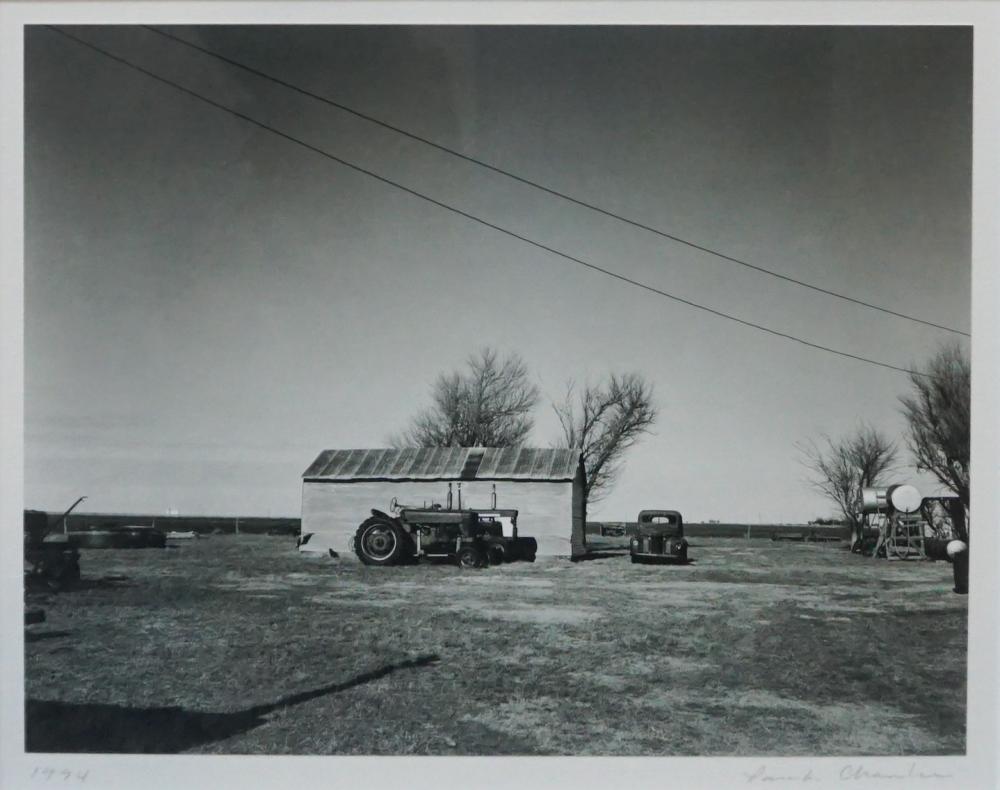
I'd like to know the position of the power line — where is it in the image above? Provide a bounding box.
[141,24,970,339]
[46,26,937,381]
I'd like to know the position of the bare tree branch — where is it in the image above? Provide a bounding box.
[898,343,970,513]
[796,423,899,550]
[553,373,657,504]
[391,347,540,447]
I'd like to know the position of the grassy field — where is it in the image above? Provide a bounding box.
[24,535,967,755]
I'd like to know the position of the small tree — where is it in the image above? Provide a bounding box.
[898,343,970,514]
[553,373,657,504]
[393,347,539,447]
[797,424,899,551]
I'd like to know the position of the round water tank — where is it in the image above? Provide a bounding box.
[889,484,922,513]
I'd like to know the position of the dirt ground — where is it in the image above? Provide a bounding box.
[23,535,967,755]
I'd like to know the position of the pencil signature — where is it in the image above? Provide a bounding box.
[744,763,954,783]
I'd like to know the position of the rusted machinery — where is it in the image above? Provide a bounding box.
[24,496,86,589]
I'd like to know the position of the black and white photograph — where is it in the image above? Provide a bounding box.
[2,3,998,789]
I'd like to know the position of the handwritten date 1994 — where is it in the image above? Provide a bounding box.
[30,768,89,783]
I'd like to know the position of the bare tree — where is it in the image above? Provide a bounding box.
[553,373,657,504]
[898,343,970,513]
[797,424,899,551]
[393,348,539,447]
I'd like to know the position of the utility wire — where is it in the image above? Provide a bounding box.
[46,26,937,381]
[141,24,970,339]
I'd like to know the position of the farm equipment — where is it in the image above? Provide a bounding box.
[861,484,968,593]
[630,510,689,564]
[24,496,86,589]
[770,530,843,543]
[862,484,927,560]
[67,524,167,549]
[353,489,536,568]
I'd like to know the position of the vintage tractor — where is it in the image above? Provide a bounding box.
[24,496,86,589]
[629,509,689,564]
[353,494,536,568]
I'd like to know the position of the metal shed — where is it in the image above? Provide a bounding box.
[300,447,586,559]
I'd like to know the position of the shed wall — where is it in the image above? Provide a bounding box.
[301,480,577,558]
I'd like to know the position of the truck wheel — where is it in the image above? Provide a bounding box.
[456,545,486,569]
[354,517,406,566]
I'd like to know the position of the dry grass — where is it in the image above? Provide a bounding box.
[24,535,966,755]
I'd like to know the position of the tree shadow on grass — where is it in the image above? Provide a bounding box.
[24,630,72,643]
[26,653,440,753]
[25,575,135,595]
[573,550,629,562]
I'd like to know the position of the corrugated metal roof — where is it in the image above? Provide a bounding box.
[303,447,581,481]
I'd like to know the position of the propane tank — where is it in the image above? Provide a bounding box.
[861,487,889,513]
[861,484,922,514]
[888,484,922,514]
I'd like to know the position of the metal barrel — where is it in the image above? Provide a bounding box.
[952,545,969,594]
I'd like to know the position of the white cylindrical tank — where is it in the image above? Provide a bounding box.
[946,539,968,559]
[889,484,922,514]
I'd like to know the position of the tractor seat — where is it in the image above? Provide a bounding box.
[459,513,483,538]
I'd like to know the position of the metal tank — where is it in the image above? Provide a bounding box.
[861,484,922,514]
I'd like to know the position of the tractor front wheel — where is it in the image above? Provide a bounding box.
[354,517,407,566]
[485,539,507,565]
[456,545,487,569]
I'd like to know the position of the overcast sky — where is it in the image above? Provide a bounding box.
[24,24,972,521]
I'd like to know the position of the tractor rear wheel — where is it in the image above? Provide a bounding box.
[354,517,407,566]
[456,545,486,569]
